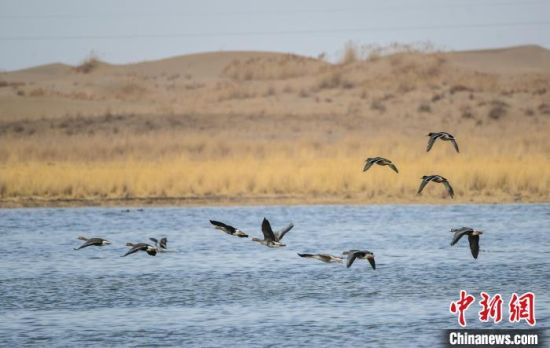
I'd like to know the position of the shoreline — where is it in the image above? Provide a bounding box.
[0,194,547,208]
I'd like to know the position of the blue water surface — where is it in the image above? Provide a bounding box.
[0,204,548,347]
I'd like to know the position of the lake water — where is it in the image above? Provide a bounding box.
[0,204,548,347]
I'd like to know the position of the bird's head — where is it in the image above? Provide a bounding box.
[251,237,261,242]
[102,240,111,245]
[473,230,484,236]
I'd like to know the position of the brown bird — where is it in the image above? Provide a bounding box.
[121,243,157,257]
[363,157,399,173]
[297,253,343,263]
[74,236,111,250]
[209,220,248,238]
[417,175,454,198]
[450,227,483,259]
[251,218,286,248]
[426,132,459,153]
[343,250,376,269]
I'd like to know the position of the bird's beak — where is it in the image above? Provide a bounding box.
[105,241,111,245]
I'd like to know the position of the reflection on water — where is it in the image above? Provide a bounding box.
[0,204,548,346]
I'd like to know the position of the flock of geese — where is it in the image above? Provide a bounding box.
[74,131,484,266]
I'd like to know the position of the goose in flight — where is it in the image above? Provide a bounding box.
[450,227,483,259]
[121,242,157,257]
[209,220,248,238]
[297,253,343,263]
[74,236,111,250]
[426,132,459,153]
[251,218,286,248]
[149,237,167,251]
[417,175,455,198]
[363,157,399,173]
[343,250,376,269]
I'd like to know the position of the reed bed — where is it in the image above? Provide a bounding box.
[1,135,548,204]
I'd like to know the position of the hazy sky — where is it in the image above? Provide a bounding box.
[1,0,549,71]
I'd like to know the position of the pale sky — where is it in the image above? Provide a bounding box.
[1,0,549,71]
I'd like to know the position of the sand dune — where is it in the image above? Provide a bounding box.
[447,45,550,74]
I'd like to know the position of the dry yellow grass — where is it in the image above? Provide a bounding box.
[1,134,548,206]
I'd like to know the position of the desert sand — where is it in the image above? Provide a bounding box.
[0,44,548,207]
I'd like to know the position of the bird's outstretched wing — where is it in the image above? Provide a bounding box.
[159,238,167,249]
[417,178,430,194]
[149,238,158,246]
[275,223,294,241]
[261,218,275,242]
[298,253,314,258]
[450,139,460,153]
[367,257,376,270]
[74,240,95,250]
[443,180,455,198]
[210,220,236,234]
[363,159,375,172]
[426,135,438,152]
[74,238,103,250]
[450,227,472,246]
[388,163,399,173]
[468,235,480,259]
[121,245,142,257]
[346,252,359,268]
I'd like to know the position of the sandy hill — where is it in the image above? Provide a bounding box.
[447,45,550,74]
[0,45,548,127]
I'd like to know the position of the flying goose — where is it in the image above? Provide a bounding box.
[149,237,167,250]
[417,175,454,198]
[363,157,399,173]
[297,253,343,263]
[122,243,157,257]
[209,220,248,238]
[74,236,111,250]
[251,218,286,248]
[343,250,376,269]
[426,132,459,153]
[450,227,483,259]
